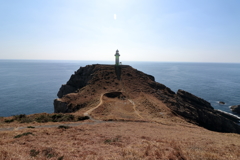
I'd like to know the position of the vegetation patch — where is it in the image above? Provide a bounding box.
[104,136,121,144]
[13,114,26,121]
[51,114,75,122]
[58,125,70,129]
[29,148,62,159]
[30,149,39,157]
[14,114,33,123]
[12,114,31,123]
[77,116,89,121]
[14,132,34,138]
[4,119,14,123]
[42,148,58,158]
[27,126,35,128]
[51,114,64,122]
[3,113,87,124]
[35,114,76,123]
[3,114,34,123]
[19,117,34,123]
[35,114,52,123]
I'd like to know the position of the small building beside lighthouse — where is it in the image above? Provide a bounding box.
[115,50,120,66]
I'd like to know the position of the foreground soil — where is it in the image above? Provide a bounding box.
[1,120,240,160]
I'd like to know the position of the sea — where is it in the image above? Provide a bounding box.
[0,60,240,118]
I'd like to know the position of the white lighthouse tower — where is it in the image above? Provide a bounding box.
[115,50,120,66]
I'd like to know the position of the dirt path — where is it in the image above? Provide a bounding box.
[128,99,143,119]
[83,92,143,120]
[0,73,142,132]
[0,94,106,132]
[83,93,104,121]
[120,73,142,119]
[0,93,142,132]
[0,68,141,132]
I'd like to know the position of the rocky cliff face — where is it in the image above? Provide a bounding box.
[173,90,240,133]
[57,65,96,98]
[54,64,240,134]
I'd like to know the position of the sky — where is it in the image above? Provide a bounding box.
[0,0,240,62]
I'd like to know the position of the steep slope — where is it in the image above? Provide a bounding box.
[54,64,240,134]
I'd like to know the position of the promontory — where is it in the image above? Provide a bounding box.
[54,64,240,134]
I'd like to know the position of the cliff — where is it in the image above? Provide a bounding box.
[54,64,240,134]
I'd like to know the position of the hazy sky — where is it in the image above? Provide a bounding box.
[1,0,240,62]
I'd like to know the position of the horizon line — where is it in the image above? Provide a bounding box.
[0,58,240,64]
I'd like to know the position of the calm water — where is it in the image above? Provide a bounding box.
[0,60,239,117]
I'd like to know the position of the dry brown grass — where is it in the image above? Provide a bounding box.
[0,113,89,129]
[88,92,186,128]
[0,121,240,160]
[1,89,239,159]
[2,90,239,159]
[91,97,140,121]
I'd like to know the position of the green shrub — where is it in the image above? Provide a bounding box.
[30,149,39,157]
[4,119,14,123]
[51,114,64,122]
[58,125,70,129]
[5,113,77,124]
[47,154,54,158]
[58,156,64,160]
[20,117,34,123]
[65,114,75,121]
[14,132,34,138]
[42,148,57,158]
[12,114,34,123]
[13,114,26,121]
[51,114,75,122]
[27,126,35,128]
[104,136,121,144]
[35,115,51,123]
[104,139,112,144]
[77,116,89,121]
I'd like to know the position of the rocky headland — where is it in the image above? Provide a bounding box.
[54,64,240,134]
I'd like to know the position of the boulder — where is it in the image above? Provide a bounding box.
[230,105,240,114]
[219,101,225,105]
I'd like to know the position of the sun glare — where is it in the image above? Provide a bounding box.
[114,14,116,20]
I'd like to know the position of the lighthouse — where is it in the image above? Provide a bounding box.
[115,50,120,66]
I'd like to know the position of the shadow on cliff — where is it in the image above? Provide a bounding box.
[115,65,121,80]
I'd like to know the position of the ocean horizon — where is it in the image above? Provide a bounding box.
[0,59,239,118]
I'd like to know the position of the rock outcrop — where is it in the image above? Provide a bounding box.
[230,105,240,114]
[218,101,225,105]
[57,65,96,98]
[170,90,240,133]
[54,64,240,134]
